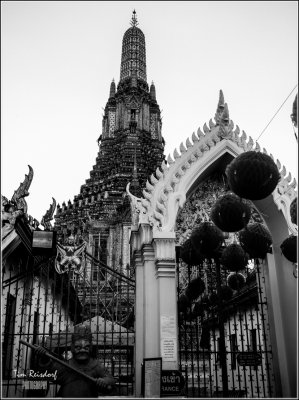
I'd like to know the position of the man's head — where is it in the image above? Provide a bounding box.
[71,325,93,363]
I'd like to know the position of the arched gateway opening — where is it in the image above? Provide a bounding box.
[129,93,297,397]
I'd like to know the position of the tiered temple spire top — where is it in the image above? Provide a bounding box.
[120,10,147,82]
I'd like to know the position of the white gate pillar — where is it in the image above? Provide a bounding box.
[131,224,179,396]
[153,232,179,371]
[133,249,144,397]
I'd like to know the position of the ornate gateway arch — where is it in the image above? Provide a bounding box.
[129,91,297,397]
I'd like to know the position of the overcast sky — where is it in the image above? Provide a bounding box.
[1,1,298,223]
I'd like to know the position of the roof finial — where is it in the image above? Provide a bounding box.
[215,89,225,125]
[130,10,138,27]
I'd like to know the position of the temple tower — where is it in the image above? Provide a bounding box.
[54,11,165,272]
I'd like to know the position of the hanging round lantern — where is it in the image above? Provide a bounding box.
[238,222,272,259]
[190,222,224,259]
[185,277,205,301]
[209,291,218,305]
[178,294,191,313]
[227,272,246,291]
[220,244,249,272]
[219,285,234,301]
[290,197,297,225]
[280,235,297,263]
[180,239,203,265]
[191,300,205,318]
[210,193,251,232]
[225,151,280,200]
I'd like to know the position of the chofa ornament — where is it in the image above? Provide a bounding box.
[225,151,280,200]
[238,222,272,259]
[210,193,251,232]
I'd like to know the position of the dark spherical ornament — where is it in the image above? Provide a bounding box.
[290,197,297,225]
[191,300,205,318]
[210,193,251,232]
[178,294,191,313]
[185,277,205,301]
[180,239,203,265]
[238,222,272,259]
[280,235,297,263]
[225,151,280,200]
[190,222,224,259]
[227,272,246,291]
[219,285,234,302]
[220,244,249,272]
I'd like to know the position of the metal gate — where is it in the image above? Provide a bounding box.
[2,245,135,398]
[175,173,277,398]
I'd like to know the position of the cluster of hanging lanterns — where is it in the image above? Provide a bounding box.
[179,150,290,314]
[226,151,297,267]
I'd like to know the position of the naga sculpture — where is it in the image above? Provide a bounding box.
[41,197,56,231]
[2,165,33,229]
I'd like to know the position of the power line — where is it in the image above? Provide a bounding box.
[256,84,298,141]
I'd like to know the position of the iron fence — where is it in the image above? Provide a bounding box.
[2,250,135,398]
[176,247,277,398]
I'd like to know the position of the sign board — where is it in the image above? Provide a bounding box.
[142,358,162,398]
[160,315,177,363]
[32,231,57,255]
[237,352,262,366]
[32,231,54,248]
[161,338,177,362]
[161,370,185,397]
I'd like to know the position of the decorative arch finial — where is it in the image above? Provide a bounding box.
[130,10,138,27]
[214,90,225,125]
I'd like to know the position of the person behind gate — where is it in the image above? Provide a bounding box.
[34,324,115,398]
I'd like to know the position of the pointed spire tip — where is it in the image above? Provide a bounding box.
[130,9,138,27]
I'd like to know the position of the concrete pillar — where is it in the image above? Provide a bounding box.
[134,250,144,397]
[142,243,159,358]
[153,233,179,371]
[132,226,179,395]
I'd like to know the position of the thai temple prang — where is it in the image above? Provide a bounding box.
[1,10,298,399]
[54,10,165,273]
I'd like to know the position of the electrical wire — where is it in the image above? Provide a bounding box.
[256,84,298,141]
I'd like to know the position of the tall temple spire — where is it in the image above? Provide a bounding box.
[120,11,147,82]
[55,10,165,248]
